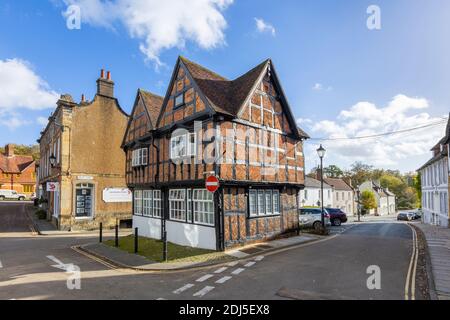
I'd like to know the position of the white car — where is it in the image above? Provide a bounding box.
[299,208,331,230]
[0,189,27,201]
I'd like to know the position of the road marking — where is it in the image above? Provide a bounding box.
[173,284,194,294]
[227,261,239,267]
[156,298,167,300]
[405,225,418,300]
[0,260,3,268]
[254,256,265,261]
[196,274,214,282]
[193,286,215,298]
[216,276,232,284]
[214,267,228,274]
[231,268,245,275]
[244,261,256,268]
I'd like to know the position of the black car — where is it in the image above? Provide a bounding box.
[325,208,348,226]
[397,212,414,221]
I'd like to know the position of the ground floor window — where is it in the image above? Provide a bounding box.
[135,189,161,218]
[169,189,186,222]
[249,189,280,217]
[192,189,214,226]
[75,183,94,218]
[168,188,215,226]
[23,185,34,193]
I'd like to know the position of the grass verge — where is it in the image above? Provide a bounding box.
[105,235,234,264]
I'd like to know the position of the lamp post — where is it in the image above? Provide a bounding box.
[316,144,326,230]
[49,154,56,168]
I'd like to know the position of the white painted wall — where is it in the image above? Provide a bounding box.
[166,221,216,250]
[299,186,333,208]
[133,215,162,240]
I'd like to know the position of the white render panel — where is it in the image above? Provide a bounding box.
[133,215,162,240]
[166,221,216,250]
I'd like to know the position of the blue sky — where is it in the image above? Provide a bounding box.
[0,0,449,173]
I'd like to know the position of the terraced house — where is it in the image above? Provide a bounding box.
[123,57,309,250]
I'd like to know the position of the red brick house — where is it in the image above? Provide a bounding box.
[122,57,309,250]
[0,144,36,196]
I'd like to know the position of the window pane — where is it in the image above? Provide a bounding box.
[169,189,186,221]
[266,191,273,215]
[192,189,214,226]
[258,191,265,215]
[249,191,257,216]
[273,191,280,214]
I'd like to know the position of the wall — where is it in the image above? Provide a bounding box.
[166,220,216,250]
[299,186,333,208]
[133,215,162,240]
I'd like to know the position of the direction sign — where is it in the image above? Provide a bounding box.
[205,176,219,193]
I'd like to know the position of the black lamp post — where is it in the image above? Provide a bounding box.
[316,144,326,229]
[49,154,56,168]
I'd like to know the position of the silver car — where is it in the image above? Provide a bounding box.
[299,208,331,230]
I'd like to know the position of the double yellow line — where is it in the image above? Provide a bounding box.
[404,225,419,300]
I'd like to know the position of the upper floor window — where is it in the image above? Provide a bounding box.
[132,148,148,167]
[170,132,196,159]
[175,93,184,108]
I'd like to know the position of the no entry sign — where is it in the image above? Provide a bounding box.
[205,176,219,193]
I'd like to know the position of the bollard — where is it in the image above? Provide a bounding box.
[163,231,168,262]
[115,224,119,247]
[99,222,103,243]
[134,227,138,254]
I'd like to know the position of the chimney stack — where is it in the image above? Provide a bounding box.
[5,144,14,157]
[81,94,85,103]
[96,69,114,98]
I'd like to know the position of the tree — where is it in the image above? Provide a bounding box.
[323,165,344,178]
[0,144,40,160]
[413,173,422,209]
[348,162,374,186]
[361,190,377,213]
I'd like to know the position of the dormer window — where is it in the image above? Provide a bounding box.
[175,93,185,108]
[132,148,148,167]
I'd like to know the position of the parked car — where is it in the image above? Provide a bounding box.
[299,208,331,230]
[412,210,422,220]
[0,189,27,201]
[325,208,348,226]
[397,212,414,221]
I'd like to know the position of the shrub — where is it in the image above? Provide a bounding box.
[35,210,47,220]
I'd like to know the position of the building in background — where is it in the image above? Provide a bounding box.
[324,177,355,215]
[122,56,308,250]
[37,70,132,231]
[299,177,333,208]
[0,144,36,197]
[359,180,396,216]
[418,116,450,227]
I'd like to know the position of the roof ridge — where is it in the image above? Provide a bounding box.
[138,88,164,99]
[179,56,229,81]
[231,59,270,82]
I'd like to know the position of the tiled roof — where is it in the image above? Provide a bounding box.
[305,176,331,188]
[179,57,309,139]
[0,154,34,174]
[324,178,353,191]
[139,89,164,128]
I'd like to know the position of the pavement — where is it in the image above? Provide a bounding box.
[0,201,424,300]
[414,222,450,300]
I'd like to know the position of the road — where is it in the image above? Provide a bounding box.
[0,202,424,300]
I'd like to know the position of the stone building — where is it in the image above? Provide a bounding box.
[359,180,396,216]
[324,177,355,215]
[298,177,333,208]
[0,144,36,197]
[37,70,132,230]
[122,57,309,250]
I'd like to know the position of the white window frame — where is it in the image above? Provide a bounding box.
[192,189,214,226]
[132,148,148,167]
[250,189,280,217]
[175,93,184,108]
[169,189,187,222]
[134,190,143,215]
[153,190,162,218]
[170,133,196,159]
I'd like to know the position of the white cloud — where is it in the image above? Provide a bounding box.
[62,0,233,66]
[0,111,31,130]
[37,116,49,127]
[300,94,447,171]
[312,83,332,91]
[254,18,276,37]
[0,58,59,110]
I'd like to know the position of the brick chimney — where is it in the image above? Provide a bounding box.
[5,144,14,157]
[96,69,114,98]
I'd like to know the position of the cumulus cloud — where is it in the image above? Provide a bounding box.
[312,83,332,91]
[0,58,59,110]
[62,0,233,66]
[300,94,447,170]
[0,110,31,130]
[254,18,276,36]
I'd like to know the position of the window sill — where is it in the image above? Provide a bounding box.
[75,217,93,221]
[248,214,281,219]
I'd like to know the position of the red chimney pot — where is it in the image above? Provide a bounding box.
[100,69,105,78]
[107,71,111,80]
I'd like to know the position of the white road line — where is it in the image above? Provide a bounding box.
[193,286,215,298]
[227,261,239,267]
[196,274,214,282]
[254,256,265,261]
[215,276,232,284]
[411,227,419,300]
[405,225,418,300]
[156,298,167,300]
[231,268,245,275]
[173,283,194,294]
[214,267,228,274]
[244,261,256,268]
[0,260,3,268]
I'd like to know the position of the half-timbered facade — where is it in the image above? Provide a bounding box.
[123,57,309,250]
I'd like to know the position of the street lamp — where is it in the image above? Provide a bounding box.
[316,144,326,230]
[49,154,56,167]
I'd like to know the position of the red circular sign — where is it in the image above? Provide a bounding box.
[206,176,219,193]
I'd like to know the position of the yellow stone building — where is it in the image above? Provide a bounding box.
[37,70,132,231]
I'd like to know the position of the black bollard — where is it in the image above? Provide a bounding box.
[134,227,138,254]
[163,231,168,262]
[115,224,119,247]
[99,222,103,243]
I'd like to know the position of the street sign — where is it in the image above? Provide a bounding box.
[46,182,59,192]
[205,176,219,193]
[102,188,132,203]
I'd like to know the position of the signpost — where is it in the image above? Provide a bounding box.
[205,176,219,193]
[46,182,59,192]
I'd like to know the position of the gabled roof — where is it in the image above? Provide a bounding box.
[0,154,34,174]
[305,176,332,189]
[139,89,164,127]
[324,178,353,191]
